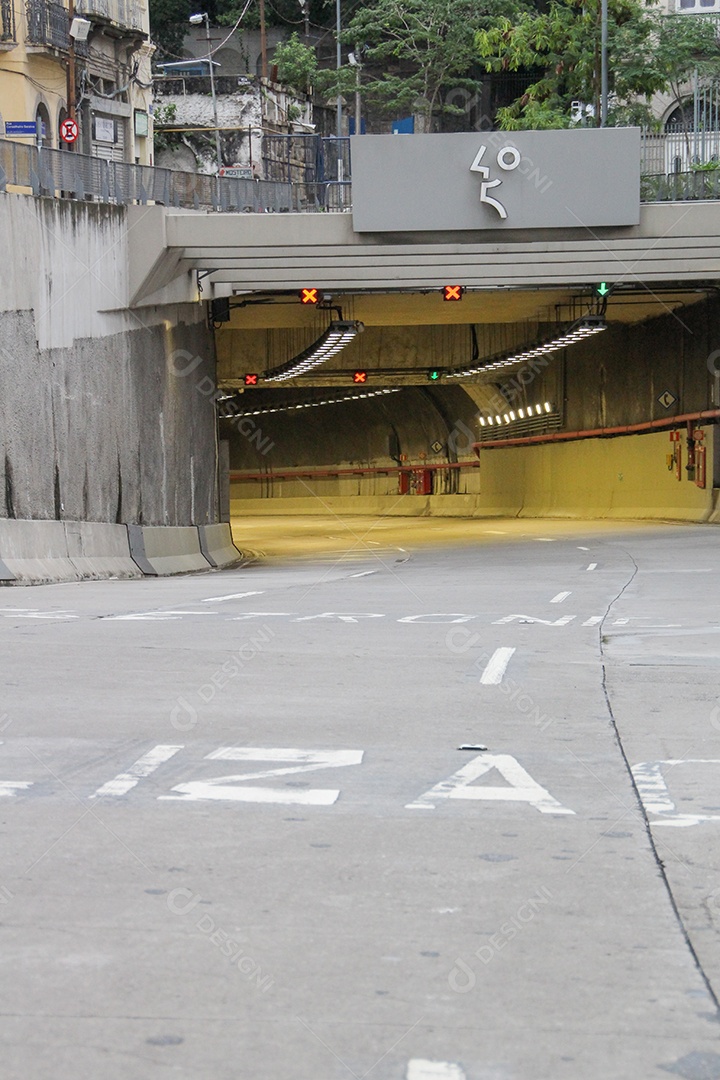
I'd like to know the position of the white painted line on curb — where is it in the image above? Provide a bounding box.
[91,745,184,798]
[550,591,571,603]
[201,591,264,603]
[586,563,598,571]
[406,1061,466,1080]
[479,647,516,685]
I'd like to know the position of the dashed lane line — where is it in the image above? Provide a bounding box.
[479,647,516,685]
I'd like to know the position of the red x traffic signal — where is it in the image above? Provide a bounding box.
[443,285,464,302]
[299,288,323,305]
[353,370,368,384]
[244,373,259,386]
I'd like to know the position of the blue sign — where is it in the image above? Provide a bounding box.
[391,116,415,135]
[4,121,40,137]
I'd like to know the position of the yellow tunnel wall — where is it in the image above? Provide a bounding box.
[231,428,718,523]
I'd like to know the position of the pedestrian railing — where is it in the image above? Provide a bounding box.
[1,133,720,211]
[0,138,353,213]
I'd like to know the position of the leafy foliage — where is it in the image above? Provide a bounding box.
[476,1,720,129]
[329,0,505,130]
[273,31,318,92]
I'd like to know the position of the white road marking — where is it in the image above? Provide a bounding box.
[349,571,377,578]
[479,647,515,685]
[91,745,184,798]
[399,614,475,624]
[200,591,264,603]
[485,530,507,535]
[493,614,575,626]
[230,612,293,620]
[613,618,630,625]
[406,1062,466,1080]
[582,616,604,626]
[406,754,575,815]
[550,591,571,603]
[578,546,590,551]
[294,613,385,623]
[0,781,33,797]
[534,538,555,542]
[586,563,598,571]
[12,612,78,620]
[633,760,720,827]
[159,748,364,804]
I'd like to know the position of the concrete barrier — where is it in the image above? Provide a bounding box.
[127,524,213,576]
[198,523,243,568]
[65,522,142,580]
[0,519,141,584]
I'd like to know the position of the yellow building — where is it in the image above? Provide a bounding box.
[0,0,154,162]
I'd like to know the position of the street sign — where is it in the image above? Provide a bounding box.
[4,121,39,137]
[60,118,79,144]
[658,390,677,410]
[431,440,444,453]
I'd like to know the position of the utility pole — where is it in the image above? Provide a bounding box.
[259,0,268,78]
[190,13,223,171]
[335,0,342,140]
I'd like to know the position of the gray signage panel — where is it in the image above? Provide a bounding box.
[351,129,640,232]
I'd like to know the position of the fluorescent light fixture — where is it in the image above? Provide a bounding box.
[263,320,365,383]
[219,386,401,418]
[448,315,607,379]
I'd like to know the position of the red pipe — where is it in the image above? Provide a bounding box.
[230,460,480,483]
[472,408,720,453]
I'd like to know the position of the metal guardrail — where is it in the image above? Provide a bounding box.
[0,138,352,211]
[1,133,720,211]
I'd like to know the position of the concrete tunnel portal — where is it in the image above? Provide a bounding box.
[213,282,720,525]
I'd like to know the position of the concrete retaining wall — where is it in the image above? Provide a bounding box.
[0,195,219,529]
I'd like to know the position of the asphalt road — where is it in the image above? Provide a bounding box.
[1,517,720,1080]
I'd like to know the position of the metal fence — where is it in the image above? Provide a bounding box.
[3,132,720,211]
[0,138,352,212]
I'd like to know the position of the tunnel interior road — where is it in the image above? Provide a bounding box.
[1,519,720,1080]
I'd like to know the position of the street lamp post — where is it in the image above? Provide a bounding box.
[190,12,223,171]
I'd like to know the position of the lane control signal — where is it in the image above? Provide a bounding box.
[244,373,259,386]
[300,288,323,305]
[428,369,442,382]
[594,282,614,298]
[443,285,464,302]
[353,370,368,384]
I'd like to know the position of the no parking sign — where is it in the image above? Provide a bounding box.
[60,118,78,144]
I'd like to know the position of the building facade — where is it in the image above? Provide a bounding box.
[0,0,153,162]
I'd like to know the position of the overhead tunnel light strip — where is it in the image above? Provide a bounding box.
[263,320,364,383]
[219,387,402,418]
[448,316,607,379]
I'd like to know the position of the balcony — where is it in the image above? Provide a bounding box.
[25,0,69,50]
[1,0,16,44]
[74,0,145,34]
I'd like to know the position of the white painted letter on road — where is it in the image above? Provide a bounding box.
[406,754,575,815]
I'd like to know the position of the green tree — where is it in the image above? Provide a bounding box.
[273,31,318,92]
[476,1,720,130]
[332,0,508,132]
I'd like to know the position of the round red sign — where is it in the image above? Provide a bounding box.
[60,119,79,144]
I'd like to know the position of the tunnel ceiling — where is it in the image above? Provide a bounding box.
[216,286,711,391]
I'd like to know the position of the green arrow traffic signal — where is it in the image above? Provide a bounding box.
[428,369,442,382]
[595,282,612,297]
